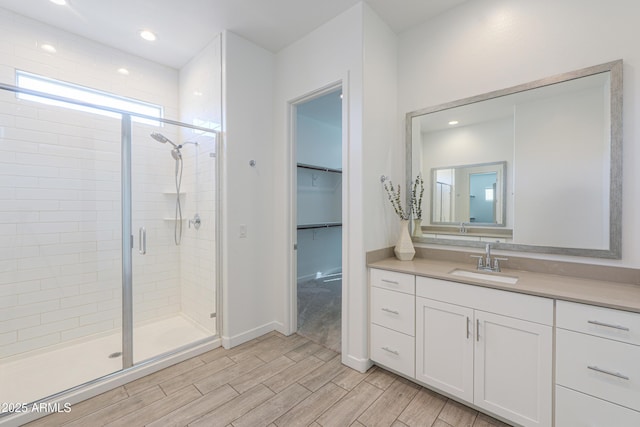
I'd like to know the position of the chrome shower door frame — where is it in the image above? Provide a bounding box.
[0,81,221,402]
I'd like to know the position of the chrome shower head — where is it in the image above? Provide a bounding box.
[150,132,178,148]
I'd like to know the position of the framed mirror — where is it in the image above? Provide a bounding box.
[407,60,622,258]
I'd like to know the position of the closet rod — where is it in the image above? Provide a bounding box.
[297,163,342,174]
[297,222,343,230]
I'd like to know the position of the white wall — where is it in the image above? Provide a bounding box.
[296,227,342,281]
[221,31,276,346]
[269,3,399,371]
[362,6,400,253]
[398,0,640,266]
[296,114,342,170]
[273,3,367,370]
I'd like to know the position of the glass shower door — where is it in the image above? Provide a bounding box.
[130,120,217,365]
[0,83,219,419]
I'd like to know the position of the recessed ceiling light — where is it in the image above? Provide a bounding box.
[193,90,203,96]
[139,30,157,41]
[117,68,130,75]
[448,120,459,125]
[41,44,57,53]
[50,0,67,5]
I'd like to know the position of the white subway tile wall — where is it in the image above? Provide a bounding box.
[0,7,218,361]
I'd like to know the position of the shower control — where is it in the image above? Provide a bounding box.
[189,213,201,230]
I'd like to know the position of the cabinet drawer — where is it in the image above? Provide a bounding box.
[556,329,640,411]
[556,385,640,426]
[370,268,415,294]
[416,276,553,326]
[371,287,415,336]
[370,324,414,378]
[557,300,640,346]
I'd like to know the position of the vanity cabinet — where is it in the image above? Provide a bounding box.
[369,258,640,427]
[555,301,640,426]
[369,268,415,378]
[416,277,553,427]
[369,268,553,427]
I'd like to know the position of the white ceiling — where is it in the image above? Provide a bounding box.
[0,0,467,69]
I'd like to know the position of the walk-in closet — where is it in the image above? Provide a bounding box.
[295,88,342,352]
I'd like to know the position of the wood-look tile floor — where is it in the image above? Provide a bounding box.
[25,332,512,427]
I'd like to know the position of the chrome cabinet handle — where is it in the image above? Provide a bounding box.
[476,319,480,341]
[139,227,146,255]
[587,365,629,381]
[382,347,400,356]
[466,316,470,339]
[588,320,630,331]
[381,308,400,315]
[381,279,399,285]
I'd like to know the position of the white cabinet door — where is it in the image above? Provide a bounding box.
[416,297,474,402]
[474,311,552,427]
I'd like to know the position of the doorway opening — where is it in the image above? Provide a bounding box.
[293,87,343,352]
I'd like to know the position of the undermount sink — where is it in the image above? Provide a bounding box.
[449,268,519,284]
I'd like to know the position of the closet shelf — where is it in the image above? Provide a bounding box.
[297,222,342,230]
[297,163,342,174]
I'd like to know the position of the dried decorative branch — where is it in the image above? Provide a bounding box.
[411,175,424,220]
[383,180,412,220]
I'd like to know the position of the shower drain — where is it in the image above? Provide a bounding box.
[108,352,122,359]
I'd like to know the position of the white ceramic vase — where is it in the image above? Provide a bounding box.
[394,219,416,261]
[412,218,423,238]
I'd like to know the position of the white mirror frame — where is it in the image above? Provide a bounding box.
[406,60,623,259]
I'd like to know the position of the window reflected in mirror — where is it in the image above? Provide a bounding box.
[431,162,505,226]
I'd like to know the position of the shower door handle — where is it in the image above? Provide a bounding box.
[139,227,147,255]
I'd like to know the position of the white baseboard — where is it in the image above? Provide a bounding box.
[342,353,373,373]
[221,321,282,348]
[273,321,288,335]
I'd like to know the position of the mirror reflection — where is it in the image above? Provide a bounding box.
[432,162,505,226]
[408,60,622,258]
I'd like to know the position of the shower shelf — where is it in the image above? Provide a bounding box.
[163,217,188,221]
[163,191,186,195]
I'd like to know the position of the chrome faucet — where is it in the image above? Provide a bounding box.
[470,243,508,272]
[484,243,492,268]
[459,222,467,233]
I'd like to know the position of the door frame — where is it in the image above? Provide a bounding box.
[286,81,345,339]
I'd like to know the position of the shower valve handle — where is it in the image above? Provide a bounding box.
[189,213,201,230]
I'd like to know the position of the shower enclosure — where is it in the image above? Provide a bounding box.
[0,82,220,416]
